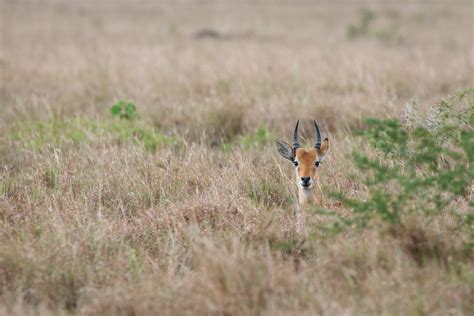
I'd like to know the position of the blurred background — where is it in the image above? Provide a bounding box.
[2,0,472,139]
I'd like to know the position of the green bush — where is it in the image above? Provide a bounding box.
[347,8,401,43]
[110,100,139,120]
[321,89,473,244]
[347,9,375,39]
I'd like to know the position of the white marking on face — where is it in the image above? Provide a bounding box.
[299,179,313,190]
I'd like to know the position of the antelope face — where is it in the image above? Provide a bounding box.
[276,120,330,192]
[294,147,319,190]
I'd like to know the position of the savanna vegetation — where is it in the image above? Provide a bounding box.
[0,1,473,315]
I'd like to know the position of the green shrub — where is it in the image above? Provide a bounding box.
[347,8,401,43]
[347,9,375,39]
[110,100,139,120]
[320,89,473,245]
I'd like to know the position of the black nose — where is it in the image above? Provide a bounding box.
[301,177,311,184]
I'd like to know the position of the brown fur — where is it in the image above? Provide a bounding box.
[295,148,318,179]
[295,139,329,179]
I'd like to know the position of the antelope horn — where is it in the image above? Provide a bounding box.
[292,120,301,149]
[314,120,321,149]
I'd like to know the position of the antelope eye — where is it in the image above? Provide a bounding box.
[293,161,299,167]
[315,161,320,167]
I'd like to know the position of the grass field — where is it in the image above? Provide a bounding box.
[1,1,473,315]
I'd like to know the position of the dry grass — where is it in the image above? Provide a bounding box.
[1,1,473,315]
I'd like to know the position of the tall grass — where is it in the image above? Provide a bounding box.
[1,1,473,315]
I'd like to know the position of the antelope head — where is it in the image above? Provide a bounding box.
[276,120,330,205]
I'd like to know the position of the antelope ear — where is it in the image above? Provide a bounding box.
[318,138,330,161]
[275,139,294,161]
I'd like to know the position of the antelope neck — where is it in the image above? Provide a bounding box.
[298,185,314,205]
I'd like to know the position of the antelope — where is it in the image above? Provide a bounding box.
[276,120,330,206]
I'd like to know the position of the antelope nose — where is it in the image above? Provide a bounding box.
[301,177,311,184]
